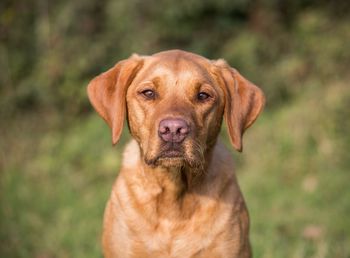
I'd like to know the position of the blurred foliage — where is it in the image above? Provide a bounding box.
[1,0,349,115]
[1,0,350,257]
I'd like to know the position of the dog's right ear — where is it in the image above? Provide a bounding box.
[87,54,143,145]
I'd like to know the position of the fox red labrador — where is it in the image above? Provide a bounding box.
[87,50,265,258]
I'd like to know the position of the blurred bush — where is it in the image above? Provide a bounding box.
[1,0,349,116]
[1,0,350,257]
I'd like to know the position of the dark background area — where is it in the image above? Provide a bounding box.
[1,0,350,257]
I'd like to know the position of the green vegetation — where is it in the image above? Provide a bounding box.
[1,0,349,257]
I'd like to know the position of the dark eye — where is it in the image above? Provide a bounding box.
[140,89,156,99]
[197,92,211,101]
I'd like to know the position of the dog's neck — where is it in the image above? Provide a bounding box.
[121,140,211,204]
[135,162,207,219]
[142,164,203,193]
[120,139,233,219]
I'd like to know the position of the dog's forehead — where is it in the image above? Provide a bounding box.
[135,51,215,85]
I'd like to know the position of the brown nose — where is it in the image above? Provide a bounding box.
[158,118,189,143]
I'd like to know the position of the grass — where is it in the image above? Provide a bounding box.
[1,81,350,258]
[237,81,350,258]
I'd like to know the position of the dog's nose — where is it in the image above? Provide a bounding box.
[158,119,189,143]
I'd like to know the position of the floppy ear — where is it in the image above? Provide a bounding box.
[87,54,143,145]
[214,59,265,152]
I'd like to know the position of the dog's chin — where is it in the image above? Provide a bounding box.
[145,150,186,168]
[157,157,186,168]
[145,150,203,169]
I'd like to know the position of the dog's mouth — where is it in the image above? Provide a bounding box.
[160,149,183,158]
[145,142,187,167]
[159,142,184,157]
[144,140,205,170]
[157,142,185,161]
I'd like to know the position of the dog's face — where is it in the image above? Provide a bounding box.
[87,50,265,169]
[126,52,225,168]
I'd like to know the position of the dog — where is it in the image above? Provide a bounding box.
[87,50,265,258]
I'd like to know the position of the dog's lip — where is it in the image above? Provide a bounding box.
[159,149,183,158]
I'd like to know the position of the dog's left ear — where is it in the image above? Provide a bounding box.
[87,54,144,145]
[214,59,265,152]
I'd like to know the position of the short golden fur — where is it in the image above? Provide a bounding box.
[87,50,265,258]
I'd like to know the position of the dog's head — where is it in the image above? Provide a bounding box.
[88,50,265,169]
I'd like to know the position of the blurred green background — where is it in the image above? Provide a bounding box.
[1,0,350,257]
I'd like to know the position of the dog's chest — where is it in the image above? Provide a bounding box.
[123,195,233,258]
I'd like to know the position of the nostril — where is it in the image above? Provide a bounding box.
[179,127,188,135]
[159,126,169,134]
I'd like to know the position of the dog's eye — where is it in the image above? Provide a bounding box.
[141,89,156,99]
[197,92,211,101]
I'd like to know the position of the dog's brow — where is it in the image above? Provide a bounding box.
[152,77,162,88]
[139,80,154,86]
